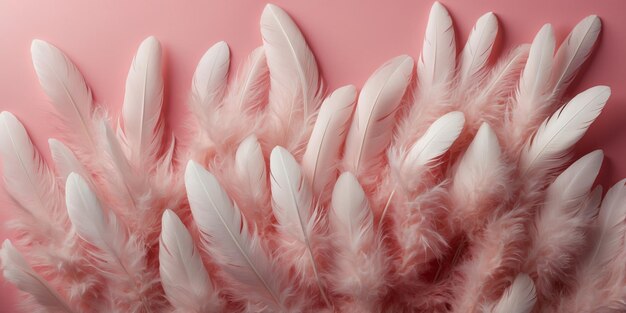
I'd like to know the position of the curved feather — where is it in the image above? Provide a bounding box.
[0,240,75,313]
[159,209,220,312]
[30,40,98,152]
[458,12,498,89]
[343,55,414,178]
[403,111,465,170]
[519,86,610,175]
[230,46,269,113]
[587,178,626,267]
[546,150,603,203]
[234,134,271,226]
[260,3,321,118]
[49,138,90,184]
[302,85,357,196]
[491,274,537,313]
[185,161,289,311]
[121,36,164,167]
[418,1,456,90]
[519,24,555,103]
[550,15,601,99]
[191,41,230,118]
[65,173,154,311]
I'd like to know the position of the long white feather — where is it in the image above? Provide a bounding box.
[234,135,271,226]
[191,41,230,118]
[550,15,601,99]
[302,85,357,196]
[458,12,498,89]
[260,3,321,118]
[329,172,386,308]
[121,36,164,167]
[343,55,414,178]
[0,112,64,238]
[418,1,456,91]
[519,85,610,175]
[491,274,537,313]
[587,178,626,267]
[159,209,220,312]
[519,24,555,104]
[0,240,75,313]
[30,40,99,153]
[185,161,289,311]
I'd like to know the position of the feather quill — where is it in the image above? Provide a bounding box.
[185,161,291,312]
[159,209,220,313]
[343,55,414,184]
[30,40,99,154]
[120,36,164,168]
[550,15,601,100]
[490,274,537,313]
[519,85,610,176]
[0,240,76,313]
[302,85,357,196]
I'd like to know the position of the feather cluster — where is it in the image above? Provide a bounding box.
[0,2,623,312]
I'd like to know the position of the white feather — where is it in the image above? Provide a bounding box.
[121,36,164,167]
[49,138,90,184]
[519,86,610,175]
[302,85,357,195]
[0,240,75,313]
[418,1,456,90]
[343,55,414,176]
[491,274,537,313]
[260,3,321,118]
[458,12,498,89]
[231,46,269,112]
[545,150,603,205]
[159,209,220,312]
[404,111,465,169]
[185,161,288,311]
[550,15,601,99]
[519,24,555,105]
[191,41,230,115]
[30,40,99,152]
[587,178,626,267]
[234,134,270,224]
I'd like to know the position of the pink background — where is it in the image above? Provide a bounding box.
[0,0,624,309]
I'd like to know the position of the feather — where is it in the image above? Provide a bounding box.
[302,85,357,196]
[30,40,99,154]
[120,36,164,168]
[0,112,65,242]
[260,3,321,119]
[49,138,91,184]
[65,173,155,312]
[519,86,610,176]
[329,172,387,310]
[587,178,626,268]
[234,134,272,229]
[190,41,230,122]
[458,12,498,91]
[550,15,601,99]
[491,274,537,313]
[343,55,414,183]
[526,150,603,299]
[159,209,220,313]
[0,240,75,313]
[230,46,269,113]
[418,1,456,92]
[450,122,508,231]
[269,146,330,307]
[508,24,555,147]
[185,161,291,312]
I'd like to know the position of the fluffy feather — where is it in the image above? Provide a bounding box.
[120,36,164,168]
[30,40,100,155]
[457,12,498,92]
[302,85,357,197]
[490,274,537,313]
[519,85,610,176]
[159,209,220,313]
[65,173,156,312]
[550,15,601,100]
[190,41,230,126]
[185,161,292,312]
[230,46,269,113]
[343,55,414,185]
[0,240,75,313]
[48,138,91,185]
[328,172,387,311]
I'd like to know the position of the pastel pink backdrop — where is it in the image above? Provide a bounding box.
[0,0,624,310]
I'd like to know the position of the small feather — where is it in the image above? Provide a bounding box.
[458,12,498,89]
[418,1,456,90]
[49,138,90,184]
[191,41,230,117]
[491,274,537,313]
